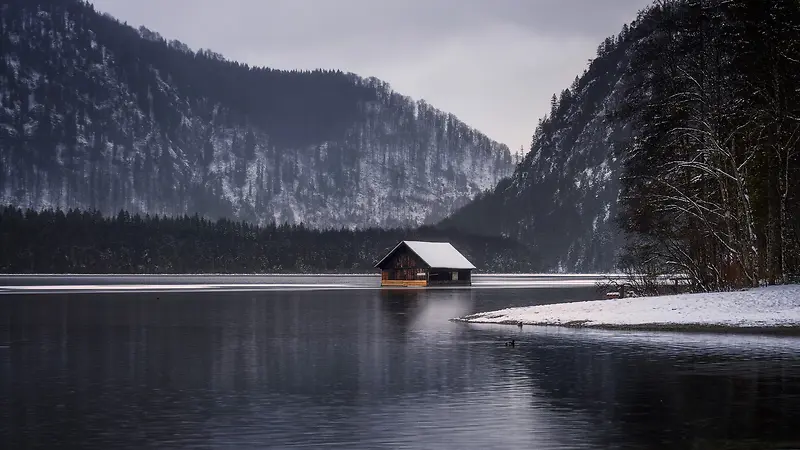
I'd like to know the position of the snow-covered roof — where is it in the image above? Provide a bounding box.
[375,240,476,270]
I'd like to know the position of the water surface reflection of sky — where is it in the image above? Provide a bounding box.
[0,285,798,449]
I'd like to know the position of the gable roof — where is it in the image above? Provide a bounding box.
[374,240,476,270]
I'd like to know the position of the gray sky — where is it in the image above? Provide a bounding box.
[91,0,652,152]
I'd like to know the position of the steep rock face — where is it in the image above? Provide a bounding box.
[0,0,512,228]
[441,19,647,272]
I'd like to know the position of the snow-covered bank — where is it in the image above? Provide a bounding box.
[454,285,800,332]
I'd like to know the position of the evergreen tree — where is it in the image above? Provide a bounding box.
[0,206,540,274]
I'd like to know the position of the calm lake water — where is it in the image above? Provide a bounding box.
[1,278,799,449]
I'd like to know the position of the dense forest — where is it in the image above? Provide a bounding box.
[615,0,800,291]
[0,206,540,274]
[0,0,511,229]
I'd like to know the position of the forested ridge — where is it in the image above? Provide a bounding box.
[0,206,540,274]
[0,0,512,229]
[443,0,800,289]
[440,14,642,272]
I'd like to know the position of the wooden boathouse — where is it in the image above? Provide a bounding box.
[374,240,475,287]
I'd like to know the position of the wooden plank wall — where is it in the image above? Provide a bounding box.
[380,280,428,287]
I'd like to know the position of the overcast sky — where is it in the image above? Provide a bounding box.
[91,0,652,152]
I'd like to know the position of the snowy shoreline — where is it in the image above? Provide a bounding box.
[453,285,800,334]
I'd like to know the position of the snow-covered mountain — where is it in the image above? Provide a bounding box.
[0,0,513,228]
[441,17,646,272]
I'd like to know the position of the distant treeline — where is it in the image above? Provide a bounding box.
[0,206,540,274]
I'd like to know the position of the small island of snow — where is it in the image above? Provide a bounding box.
[454,285,800,332]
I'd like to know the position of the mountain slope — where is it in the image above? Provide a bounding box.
[0,0,512,228]
[440,15,648,272]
